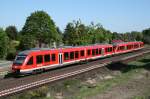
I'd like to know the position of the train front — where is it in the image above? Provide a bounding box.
[12,52,27,74]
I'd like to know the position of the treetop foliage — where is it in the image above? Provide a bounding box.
[142,28,150,43]
[21,11,61,48]
[5,26,18,40]
[63,20,112,46]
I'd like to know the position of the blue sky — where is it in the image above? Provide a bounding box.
[0,0,150,33]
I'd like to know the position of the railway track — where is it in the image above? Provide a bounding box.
[0,47,150,98]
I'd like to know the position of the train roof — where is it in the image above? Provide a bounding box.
[17,48,58,56]
[112,41,142,46]
[17,41,143,56]
[17,43,112,55]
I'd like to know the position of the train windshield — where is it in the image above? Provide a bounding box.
[13,55,27,65]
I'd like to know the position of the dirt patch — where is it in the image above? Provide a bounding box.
[87,70,150,99]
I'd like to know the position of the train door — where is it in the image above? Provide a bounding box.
[59,53,63,64]
[101,48,105,56]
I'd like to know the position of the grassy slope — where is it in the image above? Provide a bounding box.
[75,57,150,99]
[10,55,150,99]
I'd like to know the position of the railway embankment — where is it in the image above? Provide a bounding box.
[8,51,150,99]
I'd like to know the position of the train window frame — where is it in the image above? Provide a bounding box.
[92,49,95,56]
[127,45,130,49]
[106,47,112,52]
[70,51,74,60]
[44,54,50,63]
[51,54,56,61]
[27,56,33,65]
[75,51,79,59]
[36,55,43,64]
[106,48,108,52]
[87,50,91,56]
[106,48,109,52]
[120,46,124,50]
[134,44,138,48]
[110,47,112,52]
[64,52,69,60]
[80,50,84,57]
[96,49,99,55]
[99,48,102,54]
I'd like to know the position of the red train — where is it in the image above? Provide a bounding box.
[12,41,144,74]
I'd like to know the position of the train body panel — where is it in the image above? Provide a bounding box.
[11,41,144,74]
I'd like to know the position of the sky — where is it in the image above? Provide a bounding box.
[0,0,150,33]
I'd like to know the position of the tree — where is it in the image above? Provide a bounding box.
[63,22,76,45]
[5,26,18,40]
[142,28,150,44]
[87,22,110,44]
[56,27,63,45]
[63,20,112,45]
[21,11,61,48]
[63,20,88,45]
[18,34,36,50]
[0,28,9,59]
[130,31,143,41]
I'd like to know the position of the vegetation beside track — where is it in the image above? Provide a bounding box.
[0,10,150,60]
[9,54,150,99]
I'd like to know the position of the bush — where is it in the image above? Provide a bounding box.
[6,40,19,60]
[0,28,9,59]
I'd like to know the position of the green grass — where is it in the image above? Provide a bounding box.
[75,70,139,99]
[73,55,150,99]
[131,87,150,99]
[132,95,150,99]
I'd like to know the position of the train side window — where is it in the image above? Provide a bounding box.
[135,44,138,48]
[92,49,95,56]
[119,47,121,50]
[27,56,33,65]
[52,54,56,61]
[70,52,74,59]
[119,46,122,50]
[106,48,108,52]
[80,50,84,57]
[129,45,131,49]
[122,46,124,50]
[106,48,109,52]
[127,45,129,49]
[64,52,69,60]
[87,50,91,56]
[131,45,133,48]
[75,51,79,58]
[127,45,130,49]
[134,44,136,48]
[108,47,111,52]
[44,54,50,62]
[36,55,43,64]
[99,48,101,54]
[96,49,99,55]
[117,47,119,51]
[109,47,112,52]
[107,47,112,52]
